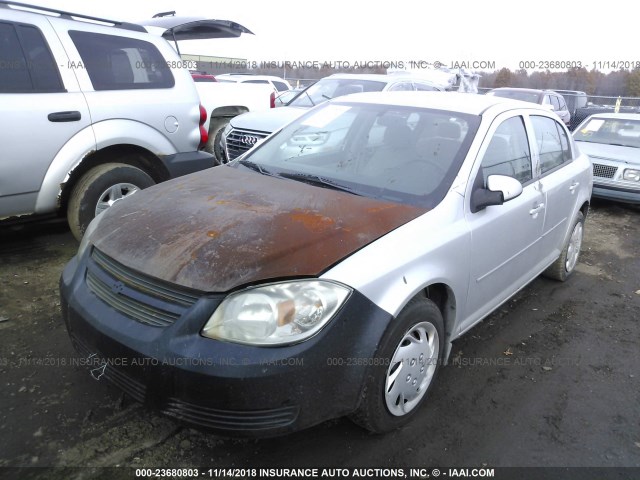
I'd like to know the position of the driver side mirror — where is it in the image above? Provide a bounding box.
[471,175,523,213]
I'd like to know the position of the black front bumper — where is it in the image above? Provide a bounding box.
[59,252,393,436]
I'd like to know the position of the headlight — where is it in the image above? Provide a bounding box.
[76,211,105,259]
[202,280,351,346]
[623,169,640,182]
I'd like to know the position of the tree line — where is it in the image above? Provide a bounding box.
[479,67,640,97]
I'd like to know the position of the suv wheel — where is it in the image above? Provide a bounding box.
[350,297,444,433]
[67,163,155,240]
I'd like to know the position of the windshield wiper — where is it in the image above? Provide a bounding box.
[304,91,316,106]
[238,159,281,178]
[278,172,362,195]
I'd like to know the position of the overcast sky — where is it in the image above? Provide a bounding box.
[24,0,629,72]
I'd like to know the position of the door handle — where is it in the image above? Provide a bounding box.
[529,203,545,217]
[569,181,580,193]
[48,111,82,122]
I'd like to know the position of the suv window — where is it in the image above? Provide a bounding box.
[530,116,571,174]
[244,79,269,85]
[69,31,174,90]
[550,95,561,110]
[272,81,289,92]
[0,21,63,93]
[556,95,567,110]
[479,116,532,186]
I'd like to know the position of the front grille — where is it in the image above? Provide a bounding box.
[163,398,299,431]
[87,248,200,327]
[592,163,618,179]
[226,128,270,161]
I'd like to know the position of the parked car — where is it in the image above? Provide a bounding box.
[220,73,446,162]
[61,91,592,436]
[215,73,292,92]
[141,14,276,166]
[554,89,587,116]
[573,113,640,203]
[486,88,571,126]
[0,2,237,239]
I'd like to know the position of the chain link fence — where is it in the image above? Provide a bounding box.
[568,94,640,130]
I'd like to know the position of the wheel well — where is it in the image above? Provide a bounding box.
[210,106,249,120]
[420,283,456,342]
[59,145,168,213]
[580,200,590,217]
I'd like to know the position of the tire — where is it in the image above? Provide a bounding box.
[543,211,585,281]
[205,117,229,166]
[67,163,155,241]
[350,297,444,433]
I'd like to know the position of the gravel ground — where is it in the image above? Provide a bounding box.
[0,199,639,479]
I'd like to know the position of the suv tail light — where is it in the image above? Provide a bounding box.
[270,91,275,109]
[198,104,208,149]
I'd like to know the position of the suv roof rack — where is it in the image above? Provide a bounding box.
[0,1,146,32]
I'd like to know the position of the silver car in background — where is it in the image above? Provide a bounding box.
[487,88,571,126]
[573,113,640,203]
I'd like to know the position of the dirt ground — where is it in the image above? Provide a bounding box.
[1,199,639,478]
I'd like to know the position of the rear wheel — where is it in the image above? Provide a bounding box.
[67,163,154,240]
[543,211,584,281]
[350,297,444,433]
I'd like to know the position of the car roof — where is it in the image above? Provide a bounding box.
[490,87,557,95]
[325,73,438,84]
[580,112,640,121]
[336,91,551,115]
[216,74,287,81]
[554,89,586,95]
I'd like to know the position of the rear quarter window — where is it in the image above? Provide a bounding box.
[69,30,174,91]
[273,81,289,92]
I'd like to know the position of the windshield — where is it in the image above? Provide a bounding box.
[574,117,640,148]
[234,102,480,208]
[289,78,386,107]
[488,90,540,104]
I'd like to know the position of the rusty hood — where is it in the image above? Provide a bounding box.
[92,166,426,292]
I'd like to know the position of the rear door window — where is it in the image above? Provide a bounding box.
[530,116,572,174]
[69,31,174,90]
[0,21,63,93]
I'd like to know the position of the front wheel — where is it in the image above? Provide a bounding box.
[543,211,585,281]
[67,163,155,241]
[350,297,444,433]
